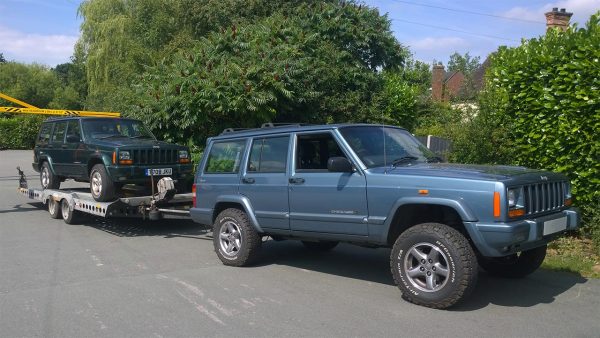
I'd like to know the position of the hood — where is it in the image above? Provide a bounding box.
[90,138,185,149]
[367,163,565,182]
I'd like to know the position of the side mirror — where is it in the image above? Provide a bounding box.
[327,157,353,173]
[66,134,80,143]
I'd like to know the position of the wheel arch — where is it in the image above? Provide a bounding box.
[212,195,263,233]
[38,156,57,174]
[384,198,478,246]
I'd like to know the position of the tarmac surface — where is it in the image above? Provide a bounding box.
[1,150,599,337]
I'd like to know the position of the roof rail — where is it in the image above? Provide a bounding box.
[221,127,254,134]
[260,122,304,129]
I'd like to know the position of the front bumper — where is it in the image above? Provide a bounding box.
[464,208,579,257]
[106,164,194,184]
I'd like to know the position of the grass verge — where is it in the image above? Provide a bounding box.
[542,236,600,278]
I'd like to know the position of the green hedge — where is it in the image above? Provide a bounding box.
[0,116,43,150]
[488,13,600,207]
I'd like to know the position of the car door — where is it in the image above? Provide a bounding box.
[63,119,86,177]
[288,131,368,236]
[239,135,290,230]
[48,121,68,175]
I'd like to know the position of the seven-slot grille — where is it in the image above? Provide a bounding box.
[127,149,179,165]
[521,181,567,215]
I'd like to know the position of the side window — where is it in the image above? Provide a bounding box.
[296,133,345,171]
[51,121,67,143]
[205,140,246,174]
[247,136,289,173]
[37,123,53,144]
[66,120,81,141]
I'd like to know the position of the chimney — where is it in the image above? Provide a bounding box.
[432,63,445,102]
[545,8,573,31]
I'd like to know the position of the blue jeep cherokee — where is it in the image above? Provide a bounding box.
[190,124,579,308]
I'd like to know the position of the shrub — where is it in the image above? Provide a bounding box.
[0,116,42,150]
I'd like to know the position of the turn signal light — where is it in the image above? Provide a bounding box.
[493,192,501,218]
[112,151,116,164]
[119,159,133,165]
[179,158,191,164]
[508,208,526,218]
[192,184,197,208]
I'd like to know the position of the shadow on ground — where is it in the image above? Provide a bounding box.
[257,240,588,311]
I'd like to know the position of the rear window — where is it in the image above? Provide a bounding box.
[205,140,246,174]
[37,123,53,144]
[51,121,67,143]
[248,136,289,173]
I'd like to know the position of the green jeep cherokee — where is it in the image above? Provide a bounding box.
[32,117,193,201]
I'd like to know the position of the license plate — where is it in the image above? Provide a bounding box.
[145,168,172,176]
[543,216,567,236]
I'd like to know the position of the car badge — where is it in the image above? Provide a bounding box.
[540,176,548,181]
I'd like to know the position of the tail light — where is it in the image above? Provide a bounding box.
[192,183,197,208]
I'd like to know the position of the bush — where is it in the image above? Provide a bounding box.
[0,116,42,150]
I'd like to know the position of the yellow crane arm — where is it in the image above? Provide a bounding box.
[0,91,120,118]
[0,107,120,118]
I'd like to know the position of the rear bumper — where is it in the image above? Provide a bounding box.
[464,208,579,257]
[106,164,194,183]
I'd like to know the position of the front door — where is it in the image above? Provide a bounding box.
[239,135,290,230]
[288,131,368,236]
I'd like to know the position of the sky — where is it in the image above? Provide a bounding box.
[0,0,599,67]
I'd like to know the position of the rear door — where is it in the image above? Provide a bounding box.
[48,121,68,174]
[288,131,368,236]
[63,120,86,177]
[239,135,290,230]
[34,122,53,166]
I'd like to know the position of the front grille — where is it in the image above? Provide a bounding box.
[522,181,566,215]
[128,149,178,165]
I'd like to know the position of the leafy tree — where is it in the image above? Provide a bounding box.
[447,52,481,74]
[487,12,600,209]
[0,62,61,107]
[0,53,6,63]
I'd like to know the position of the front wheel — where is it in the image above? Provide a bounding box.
[40,162,60,190]
[390,223,478,309]
[89,164,116,202]
[479,245,547,278]
[213,208,262,267]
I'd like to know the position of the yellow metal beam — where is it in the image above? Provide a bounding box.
[0,92,39,109]
[0,107,120,118]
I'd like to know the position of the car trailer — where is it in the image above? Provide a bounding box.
[16,167,193,224]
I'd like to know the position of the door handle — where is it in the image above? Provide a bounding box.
[289,177,305,184]
[242,177,255,184]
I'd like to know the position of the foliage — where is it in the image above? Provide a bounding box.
[128,2,407,144]
[487,13,600,208]
[0,116,43,149]
[447,51,481,74]
[0,62,61,107]
[0,53,6,63]
[543,235,600,278]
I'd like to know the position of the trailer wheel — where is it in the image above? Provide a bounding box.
[61,199,80,224]
[48,198,61,219]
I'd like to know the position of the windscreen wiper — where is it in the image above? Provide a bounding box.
[129,135,153,139]
[426,156,444,163]
[392,156,418,167]
[98,134,128,139]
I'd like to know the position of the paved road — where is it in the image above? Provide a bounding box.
[0,150,599,337]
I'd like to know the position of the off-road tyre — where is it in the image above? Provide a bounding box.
[60,199,81,224]
[390,222,478,309]
[479,245,547,278]
[40,162,60,190]
[301,240,339,251]
[48,198,61,219]
[89,164,116,202]
[213,208,262,267]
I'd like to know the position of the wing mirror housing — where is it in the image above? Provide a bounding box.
[66,134,80,143]
[327,157,353,173]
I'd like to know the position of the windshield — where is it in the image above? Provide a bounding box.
[82,119,156,140]
[339,126,439,168]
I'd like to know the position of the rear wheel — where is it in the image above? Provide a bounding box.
[89,164,116,202]
[61,199,80,224]
[390,223,478,309]
[40,162,60,190]
[301,240,339,251]
[479,245,547,278]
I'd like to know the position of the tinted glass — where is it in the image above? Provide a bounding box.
[205,140,246,173]
[66,120,81,140]
[296,133,345,171]
[37,123,53,144]
[247,136,289,173]
[82,119,155,140]
[51,122,67,143]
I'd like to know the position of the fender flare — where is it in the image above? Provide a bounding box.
[38,156,57,175]
[380,197,478,242]
[87,153,113,179]
[214,195,263,233]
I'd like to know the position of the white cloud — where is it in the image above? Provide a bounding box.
[0,26,78,66]
[503,0,600,25]
[409,37,468,51]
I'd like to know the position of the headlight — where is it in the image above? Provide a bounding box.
[179,150,189,159]
[564,182,572,206]
[119,151,131,160]
[507,188,519,208]
[507,187,525,218]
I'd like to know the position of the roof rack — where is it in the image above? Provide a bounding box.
[220,122,311,135]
